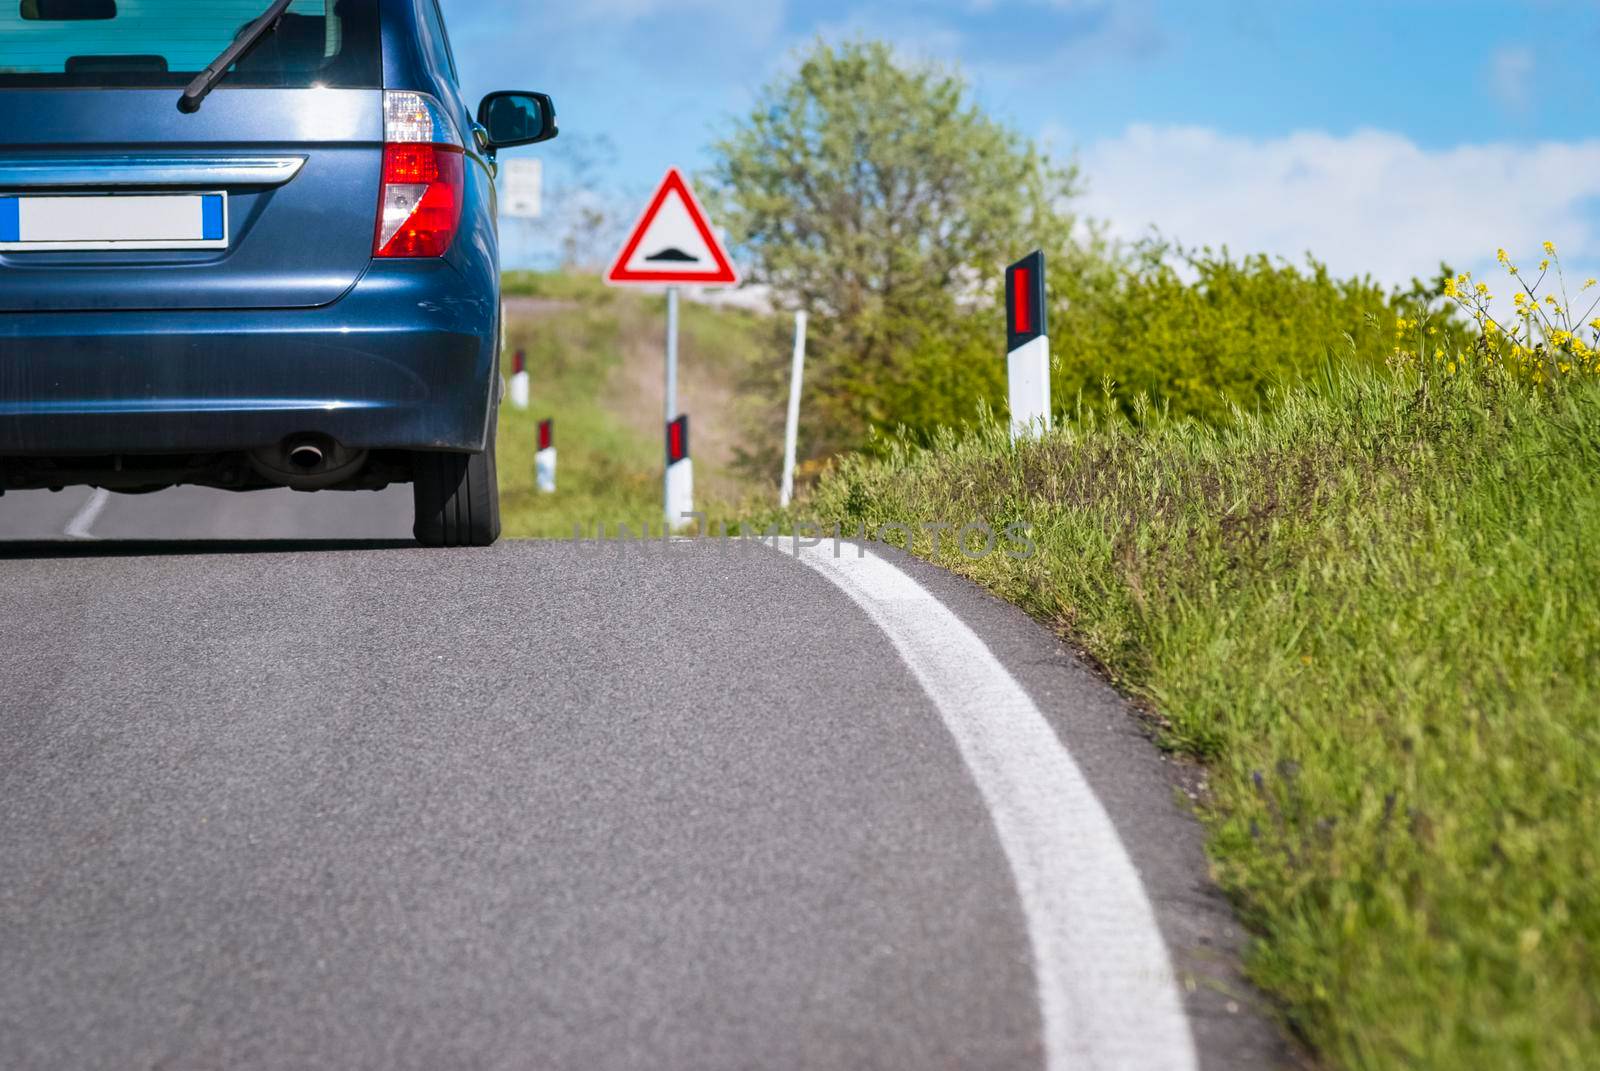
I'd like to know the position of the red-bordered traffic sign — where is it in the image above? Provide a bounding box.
[606,168,739,287]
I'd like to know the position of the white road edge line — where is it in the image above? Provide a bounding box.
[63,488,111,541]
[775,539,1199,1071]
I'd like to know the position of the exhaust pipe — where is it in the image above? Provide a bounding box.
[249,434,367,491]
[287,442,325,471]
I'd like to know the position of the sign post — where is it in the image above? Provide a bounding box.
[1005,251,1051,442]
[606,168,739,528]
[779,311,808,509]
[663,287,680,523]
[665,287,680,451]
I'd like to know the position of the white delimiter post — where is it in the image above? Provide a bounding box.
[665,415,693,527]
[508,348,530,410]
[535,419,555,494]
[779,310,808,509]
[1006,251,1051,442]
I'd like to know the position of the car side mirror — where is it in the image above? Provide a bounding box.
[477,91,558,151]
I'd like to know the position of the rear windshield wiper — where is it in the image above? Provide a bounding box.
[177,0,294,114]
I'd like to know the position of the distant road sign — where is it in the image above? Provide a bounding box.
[502,159,542,220]
[606,168,738,287]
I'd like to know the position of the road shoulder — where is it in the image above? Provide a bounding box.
[817,541,1299,1071]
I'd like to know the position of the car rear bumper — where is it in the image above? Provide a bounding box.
[0,261,497,456]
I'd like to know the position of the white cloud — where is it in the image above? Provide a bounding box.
[1072,124,1600,287]
[1487,45,1535,116]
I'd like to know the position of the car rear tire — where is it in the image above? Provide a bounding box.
[412,426,501,548]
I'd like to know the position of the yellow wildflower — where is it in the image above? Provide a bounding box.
[1497,248,1510,265]
[1540,259,1551,272]
[1544,241,1557,256]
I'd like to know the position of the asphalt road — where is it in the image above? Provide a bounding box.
[0,486,1289,1071]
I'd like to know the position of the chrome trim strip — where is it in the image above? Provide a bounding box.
[0,156,306,188]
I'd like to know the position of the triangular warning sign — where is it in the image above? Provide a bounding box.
[606,168,739,287]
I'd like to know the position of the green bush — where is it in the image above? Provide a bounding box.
[793,245,1464,456]
[1047,245,1465,425]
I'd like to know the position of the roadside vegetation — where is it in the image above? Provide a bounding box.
[800,259,1600,1068]
[495,272,772,537]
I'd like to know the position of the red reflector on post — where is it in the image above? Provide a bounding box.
[666,415,689,465]
[1006,251,1047,352]
[513,349,526,376]
[1012,267,1032,334]
[538,419,552,452]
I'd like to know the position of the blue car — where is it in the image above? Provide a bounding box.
[0,0,556,546]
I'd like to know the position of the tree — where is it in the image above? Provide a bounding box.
[708,40,1084,457]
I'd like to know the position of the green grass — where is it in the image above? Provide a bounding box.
[501,269,615,303]
[803,367,1600,1070]
[495,273,776,538]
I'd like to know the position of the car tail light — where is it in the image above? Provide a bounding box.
[375,91,465,259]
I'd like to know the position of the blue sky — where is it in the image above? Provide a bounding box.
[440,0,1600,285]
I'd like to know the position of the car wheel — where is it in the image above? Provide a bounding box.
[412,425,501,548]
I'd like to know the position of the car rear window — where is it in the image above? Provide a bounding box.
[0,0,381,88]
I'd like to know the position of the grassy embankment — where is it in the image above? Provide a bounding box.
[494,272,776,538]
[804,366,1599,1070]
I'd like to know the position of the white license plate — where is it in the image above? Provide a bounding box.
[0,192,229,252]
